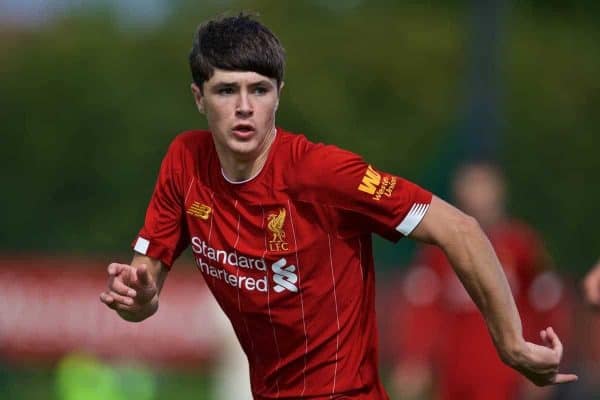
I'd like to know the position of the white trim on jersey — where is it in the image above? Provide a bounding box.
[232,201,261,376]
[286,199,309,396]
[327,233,341,396]
[395,203,430,236]
[261,205,281,397]
[134,237,150,255]
[220,129,278,184]
[221,167,262,185]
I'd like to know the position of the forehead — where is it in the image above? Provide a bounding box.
[205,69,277,86]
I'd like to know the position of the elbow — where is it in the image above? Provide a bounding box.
[416,196,485,251]
[454,213,482,238]
[435,212,482,248]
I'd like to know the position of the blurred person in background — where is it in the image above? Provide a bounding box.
[559,259,600,399]
[583,259,600,308]
[385,160,574,400]
[99,14,576,399]
[572,258,600,399]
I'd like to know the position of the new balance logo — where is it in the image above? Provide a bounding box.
[272,258,298,293]
[357,165,381,195]
[187,201,212,220]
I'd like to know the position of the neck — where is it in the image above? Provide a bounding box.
[218,126,277,183]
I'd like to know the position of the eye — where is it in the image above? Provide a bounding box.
[253,86,269,95]
[217,87,234,95]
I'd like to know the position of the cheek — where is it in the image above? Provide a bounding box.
[205,102,230,123]
[259,99,279,121]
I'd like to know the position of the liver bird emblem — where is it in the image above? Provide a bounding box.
[268,208,287,243]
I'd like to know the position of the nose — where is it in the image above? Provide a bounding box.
[235,91,253,118]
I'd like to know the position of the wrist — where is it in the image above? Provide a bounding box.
[117,297,159,322]
[498,336,528,367]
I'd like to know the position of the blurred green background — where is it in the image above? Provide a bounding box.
[1,0,598,398]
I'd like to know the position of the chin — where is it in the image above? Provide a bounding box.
[227,140,259,156]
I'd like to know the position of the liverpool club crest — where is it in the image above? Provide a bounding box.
[268,208,289,252]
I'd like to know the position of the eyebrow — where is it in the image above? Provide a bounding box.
[213,79,274,88]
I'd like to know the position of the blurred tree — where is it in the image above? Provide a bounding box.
[0,1,597,272]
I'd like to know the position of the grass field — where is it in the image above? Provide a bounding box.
[0,364,214,400]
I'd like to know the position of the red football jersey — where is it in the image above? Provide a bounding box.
[132,129,432,399]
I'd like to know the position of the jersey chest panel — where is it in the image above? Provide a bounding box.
[183,183,326,320]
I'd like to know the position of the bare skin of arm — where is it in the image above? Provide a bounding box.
[410,195,577,386]
[99,253,168,322]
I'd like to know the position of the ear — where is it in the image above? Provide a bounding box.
[275,81,285,111]
[191,83,205,114]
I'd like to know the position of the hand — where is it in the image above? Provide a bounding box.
[99,262,159,321]
[583,261,600,308]
[510,327,577,386]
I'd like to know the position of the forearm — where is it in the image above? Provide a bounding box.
[441,216,524,363]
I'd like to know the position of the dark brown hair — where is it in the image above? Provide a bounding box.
[189,14,286,89]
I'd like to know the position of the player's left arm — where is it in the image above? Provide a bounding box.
[409,195,577,386]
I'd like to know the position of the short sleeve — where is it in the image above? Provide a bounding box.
[132,139,190,267]
[288,144,432,242]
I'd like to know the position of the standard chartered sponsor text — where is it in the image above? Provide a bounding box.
[191,236,268,292]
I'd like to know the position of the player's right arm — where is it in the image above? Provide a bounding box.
[99,134,191,321]
[99,253,169,322]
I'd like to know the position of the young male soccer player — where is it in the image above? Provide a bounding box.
[100,14,577,399]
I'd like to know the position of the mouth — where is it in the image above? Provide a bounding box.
[232,124,256,139]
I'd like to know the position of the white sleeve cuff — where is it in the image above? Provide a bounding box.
[395,203,430,236]
[134,236,150,255]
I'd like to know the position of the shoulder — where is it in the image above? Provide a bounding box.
[168,130,213,155]
[154,130,213,187]
[277,130,365,189]
[277,131,379,206]
[161,130,213,168]
[276,128,356,163]
[275,129,317,163]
